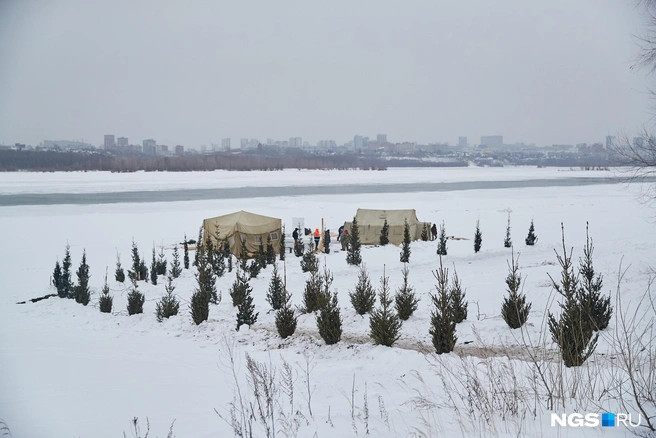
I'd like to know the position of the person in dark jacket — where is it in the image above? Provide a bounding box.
[292,228,299,243]
[338,225,344,241]
[431,223,437,241]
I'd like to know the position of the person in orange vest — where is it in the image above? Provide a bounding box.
[313,228,321,250]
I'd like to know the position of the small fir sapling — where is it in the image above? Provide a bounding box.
[74,249,91,305]
[266,263,284,311]
[62,244,73,298]
[99,269,113,313]
[369,267,402,347]
[279,225,286,261]
[349,264,376,315]
[380,219,390,246]
[346,217,362,265]
[525,219,537,246]
[266,234,276,264]
[395,264,419,321]
[53,260,62,291]
[420,223,429,242]
[126,276,145,315]
[275,287,297,339]
[578,222,612,331]
[436,222,448,256]
[501,249,531,329]
[230,268,251,307]
[183,234,190,269]
[236,278,258,331]
[150,246,158,285]
[400,219,411,263]
[316,292,342,345]
[156,276,180,322]
[300,244,319,273]
[156,246,167,276]
[170,246,182,278]
[474,220,482,253]
[115,252,125,283]
[448,268,467,324]
[504,214,512,248]
[429,256,457,354]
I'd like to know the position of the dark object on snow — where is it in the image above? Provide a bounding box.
[338,225,344,241]
[431,223,437,240]
[16,293,58,304]
[292,228,299,242]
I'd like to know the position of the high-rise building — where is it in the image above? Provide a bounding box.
[142,139,156,155]
[222,138,231,149]
[104,135,115,149]
[354,135,363,149]
[117,137,128,148]
[605,135,615,149]
[175,145,184,155]
[377,134,387,143]
[458,137,468,148]
[480,136,503,148]
[289,137,302,148]
[240,138,248,149]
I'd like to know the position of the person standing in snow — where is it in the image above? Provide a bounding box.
[338,225,344,242]
[431,223,437,241]
[292,227,299,244]
[341,229,350,251]
[313,228,321,250]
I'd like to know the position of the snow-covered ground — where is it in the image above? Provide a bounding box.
[0,168,654,438]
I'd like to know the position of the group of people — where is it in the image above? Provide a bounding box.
[290,222,438,252]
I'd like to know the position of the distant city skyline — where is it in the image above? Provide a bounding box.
[0,1,651,147]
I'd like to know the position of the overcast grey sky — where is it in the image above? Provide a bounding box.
[0,0,652,147]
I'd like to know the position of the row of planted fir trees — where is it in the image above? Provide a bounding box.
[52,219,610,368]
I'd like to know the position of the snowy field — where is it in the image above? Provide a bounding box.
[0,168,654,438]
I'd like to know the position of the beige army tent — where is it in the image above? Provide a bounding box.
[203,210,282,257]
[343,209,431,245]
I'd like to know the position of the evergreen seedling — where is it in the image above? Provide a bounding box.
[474,220,482,253]
[183,235,190,269]
[190,287,210,325]
[170,246,182,278]
[99,270,113,313]
[578,223,612,331]
[266,263,284,310]
[257,239,267,268]
[75,249,91,306]
[62,244,73,298]
[504,214,512,248]
[421,223,429,242]
[501,250,531,329]
[369,268,402,347]
[547,224,598,367]
[236,278,258,330]
[448,268,467,324]
[275,287,297,339]
[129,240,141,281]
[525,219,537,246]
[300,244,319,273]
[248,259,262,279]
[126,277,145,315]
[349,264,376,315]
[380,219,390,246]
[400,219,411,263]
[316,292,342,345]
[223,240,233,272]
[346,217,362,265]
[436,222,448,256]
[429,256,457,354]
[156,276,180,322]
[279,225,286,261]
[115,252,125,283]
[395,264,419,320]
[53,260,62,292]
[138,255,148,283]
[266,235,276,264]
[230,268,250,307]
[156,246,167,276]
[302,268,325,313]
[194,226,203,267]
[150,246,158,285]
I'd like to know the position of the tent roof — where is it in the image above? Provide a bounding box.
[353,208,420,226]
[205,210,281,229]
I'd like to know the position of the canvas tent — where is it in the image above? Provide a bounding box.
[343,209,430,245]
[203,210,282,257]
